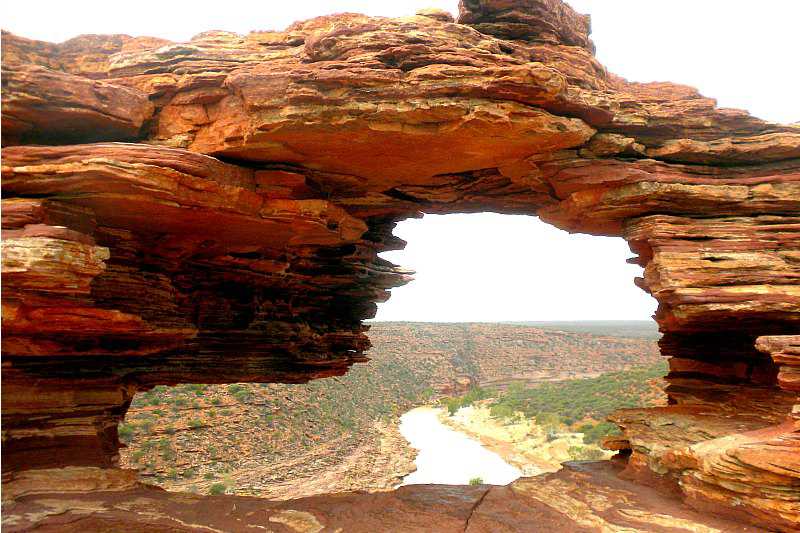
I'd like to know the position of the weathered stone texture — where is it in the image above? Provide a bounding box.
[1,0,798,530]
[2,462,760,532]
[1,65,154,145]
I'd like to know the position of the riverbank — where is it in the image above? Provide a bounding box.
[439,403,611,475]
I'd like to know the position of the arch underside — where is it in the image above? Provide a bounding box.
[2,2,798,530]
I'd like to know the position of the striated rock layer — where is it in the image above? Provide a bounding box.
[2,462,762,532]
[1,0,798,530]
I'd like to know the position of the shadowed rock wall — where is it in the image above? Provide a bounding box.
[2,1,798,530]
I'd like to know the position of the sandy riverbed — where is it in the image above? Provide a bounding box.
[399,407,521,485]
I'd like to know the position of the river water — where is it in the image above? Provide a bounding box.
[399,407,522,486]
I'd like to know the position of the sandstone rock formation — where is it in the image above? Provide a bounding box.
[3,461,760,532]
[2,0,798,530]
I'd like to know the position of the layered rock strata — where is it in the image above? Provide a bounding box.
[3,461,759,532]
[2,0,798,530]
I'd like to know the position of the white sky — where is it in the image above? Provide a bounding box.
[378,214,654,322]
[4,1,797,322]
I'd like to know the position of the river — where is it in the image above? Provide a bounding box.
[399,407,522,486]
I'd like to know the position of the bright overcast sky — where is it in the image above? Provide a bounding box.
[5,1,797,322]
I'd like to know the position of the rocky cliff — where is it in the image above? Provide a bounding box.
[2,0,798,530]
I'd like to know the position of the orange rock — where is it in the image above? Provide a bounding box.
[1,462,760,532]
[1,0,799,529]
[1,64,153,145]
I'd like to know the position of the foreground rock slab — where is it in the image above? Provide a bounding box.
[3,462,760,532]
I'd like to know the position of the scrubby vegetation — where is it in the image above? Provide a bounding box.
[209,483,227,495]
[443,387,494,415]
[567,446,606,460]
[120,354,440,491]
[443,360,667,443]
[121,322,664,495]
[490,361,665,423]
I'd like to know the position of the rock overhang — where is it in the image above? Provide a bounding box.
[1,0,799,530]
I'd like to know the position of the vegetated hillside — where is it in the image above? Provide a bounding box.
[509,320,660,339]
[120,322,663,497]
[442,360,669,448]
[371,321,662,390]
[118,356,433,499]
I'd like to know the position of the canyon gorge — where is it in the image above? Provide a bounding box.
[115,322,663,498]
[2,0,799,531]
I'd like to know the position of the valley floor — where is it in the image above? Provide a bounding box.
[440,404,611,476]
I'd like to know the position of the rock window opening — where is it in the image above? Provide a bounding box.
[120,213,669,496]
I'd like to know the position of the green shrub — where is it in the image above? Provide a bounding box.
[233,390,252,403]
[209,483,227,495]
[469,477,483,485]
[582,422,620,444]
[188,418,203,429]
[118,423,135,443]
[227,384,245,394]
[443,397,462,416]
[535,412,561,430]
[489,403,515,420]
[442,386,496,416]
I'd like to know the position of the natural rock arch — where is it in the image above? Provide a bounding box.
[2,1,798,530]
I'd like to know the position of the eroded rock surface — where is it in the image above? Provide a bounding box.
[2,0,798,530]
[3,462,763,532]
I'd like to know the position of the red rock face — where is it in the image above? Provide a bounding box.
[1,65,154,145]
[2,462,761,532]
[1,1,798,530]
